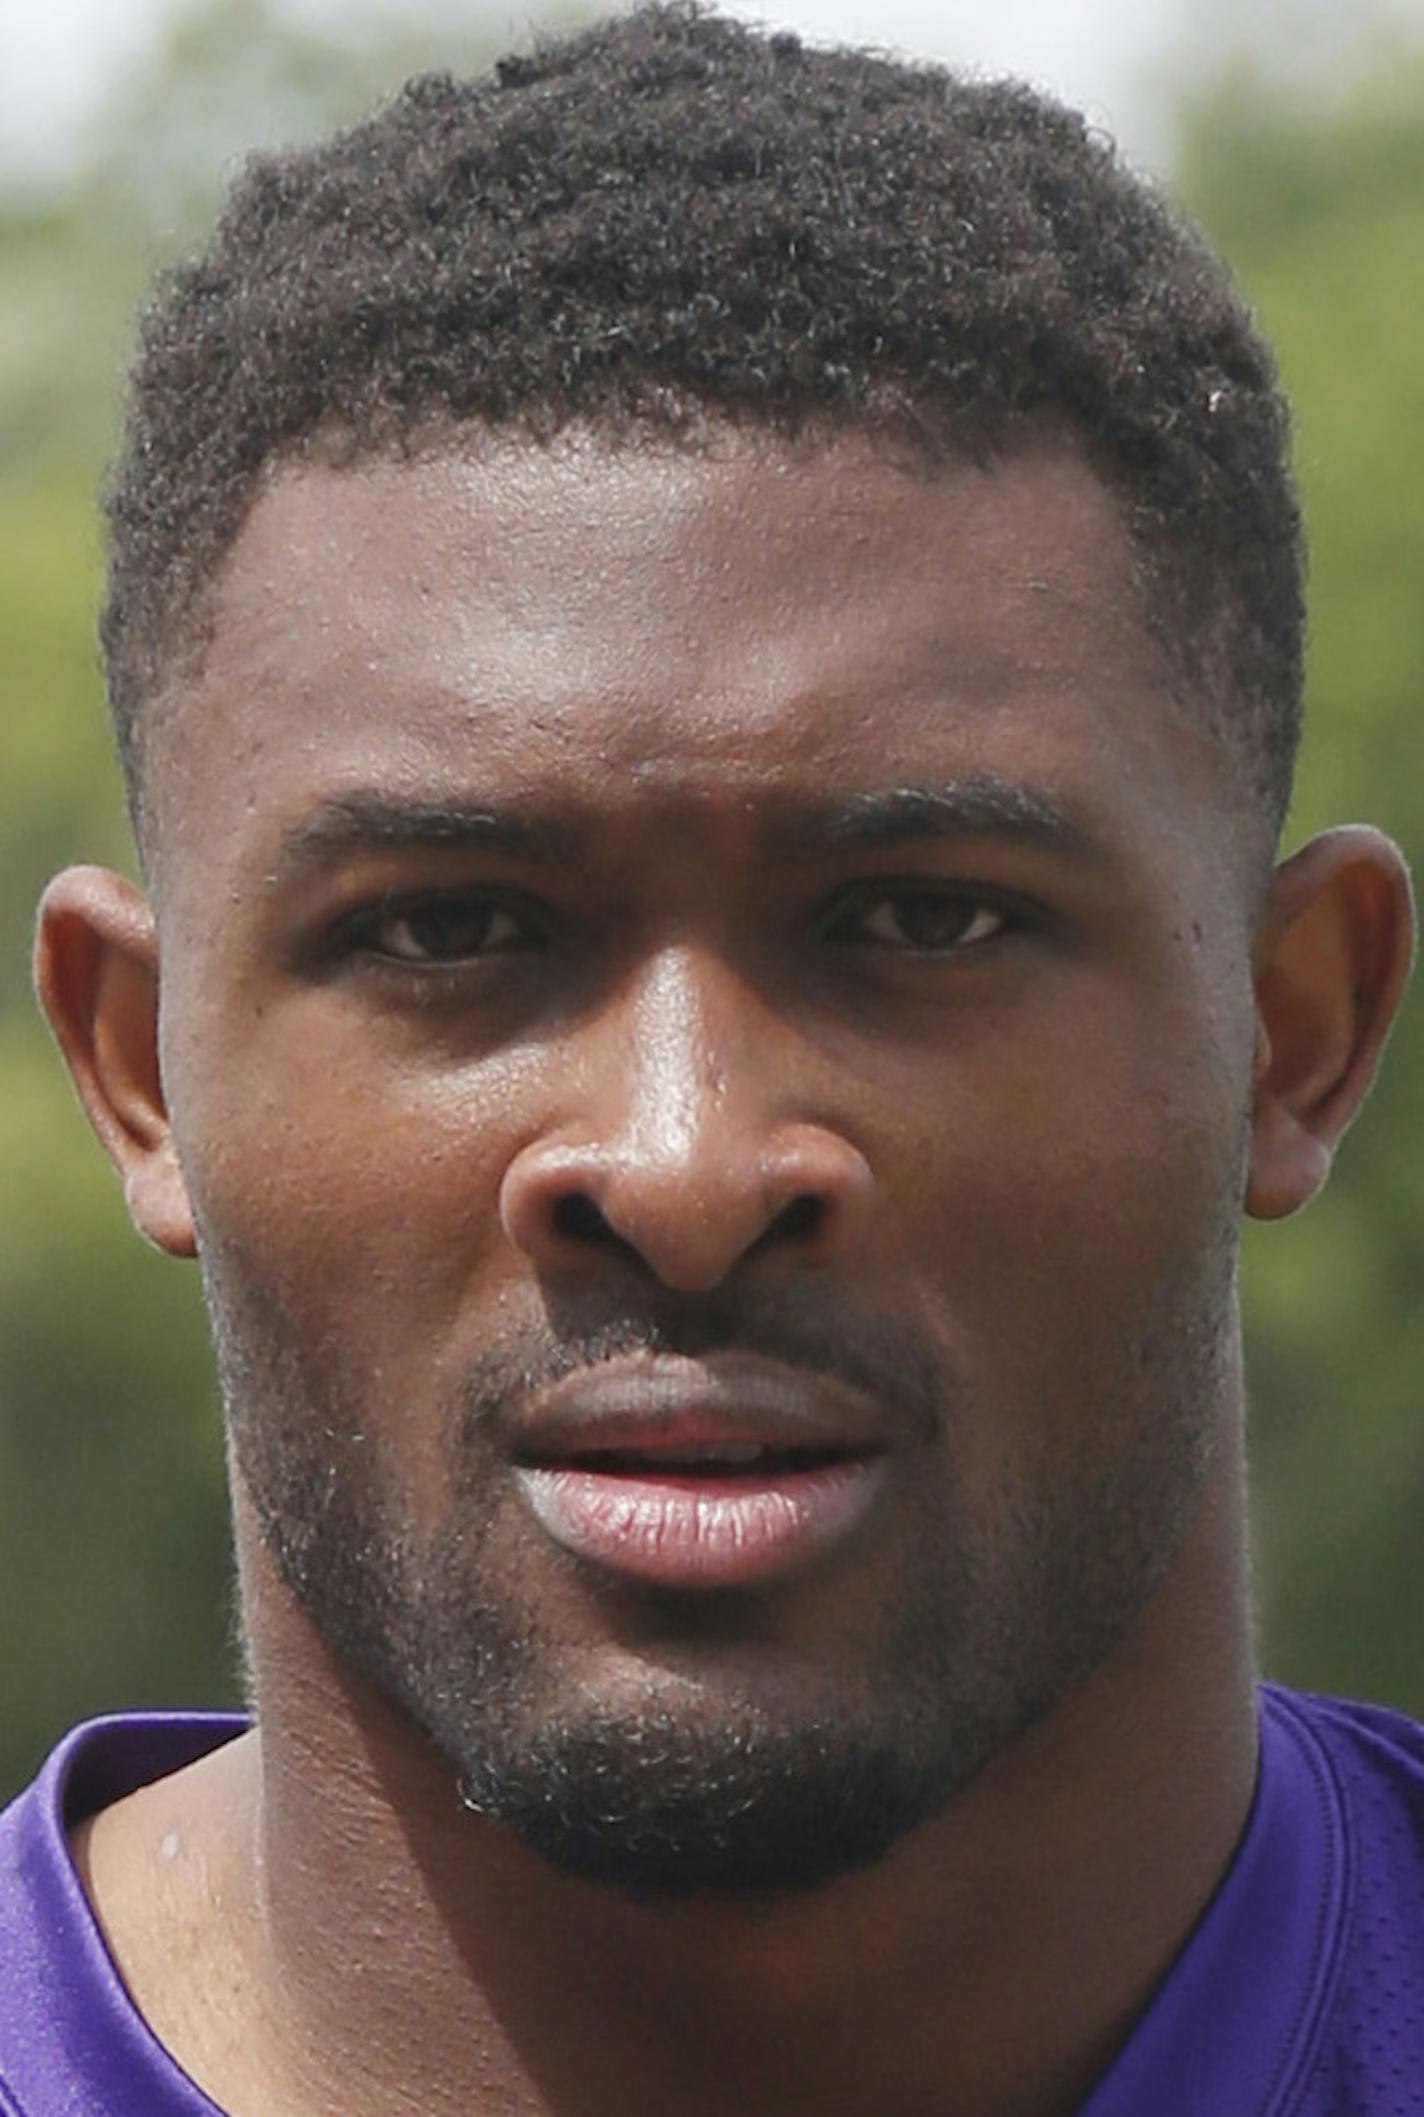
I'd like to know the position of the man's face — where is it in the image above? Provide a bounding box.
[147,425,1260,1894]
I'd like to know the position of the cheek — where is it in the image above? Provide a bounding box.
[170,1021,538,1361]
[176,1039,549,1526]
[898,975,1251,1457]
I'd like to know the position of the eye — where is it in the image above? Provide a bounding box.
[358,895,535,964]
[831,886,1007,952]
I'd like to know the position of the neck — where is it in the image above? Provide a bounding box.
[189,1438,1256,2117]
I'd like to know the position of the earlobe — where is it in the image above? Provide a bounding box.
[33,865,198,1259]
[1247,826,1415,1221]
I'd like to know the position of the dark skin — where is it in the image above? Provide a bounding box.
[37,425,1412,2117]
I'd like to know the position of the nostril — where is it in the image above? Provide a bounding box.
[754,1193,823,1251]
[554,1192,624,1250]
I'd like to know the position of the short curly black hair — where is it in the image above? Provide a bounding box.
[103,1,1304,841]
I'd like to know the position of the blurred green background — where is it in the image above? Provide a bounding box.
[2,0,1421,1801]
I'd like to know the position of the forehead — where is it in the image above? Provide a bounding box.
[148,422,1225,874]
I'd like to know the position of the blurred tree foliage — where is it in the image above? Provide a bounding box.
[1172,41,1424,1711]
[1,2,1421,1800]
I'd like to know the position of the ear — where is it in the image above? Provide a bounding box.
[33,865,197,1258]
[1247,826,1415,1221]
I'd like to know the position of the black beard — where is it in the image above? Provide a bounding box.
[210,1267,1231,1900]
[452,1701,960,1898]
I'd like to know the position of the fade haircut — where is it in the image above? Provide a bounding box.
[102,1,1304,843]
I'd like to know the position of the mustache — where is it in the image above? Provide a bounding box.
[454,1287,948,1448]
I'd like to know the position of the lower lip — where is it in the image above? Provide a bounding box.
[515,1457,888,1588]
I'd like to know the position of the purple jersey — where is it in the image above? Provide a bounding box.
[1,1685,1422,2113]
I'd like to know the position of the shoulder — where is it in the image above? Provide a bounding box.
[1263,1683,1424,2116]
[1269,1685,1424,1769]
[0,1713,248,2115]
[1266,1681,1424,1859]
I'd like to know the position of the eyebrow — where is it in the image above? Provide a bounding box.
[804,777,1101,860]
[271,793,583,883]
[270,772,1100,884]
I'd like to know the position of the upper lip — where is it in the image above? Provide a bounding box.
[508,1353,889,1465]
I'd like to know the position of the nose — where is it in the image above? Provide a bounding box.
[498,951,875,1292]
